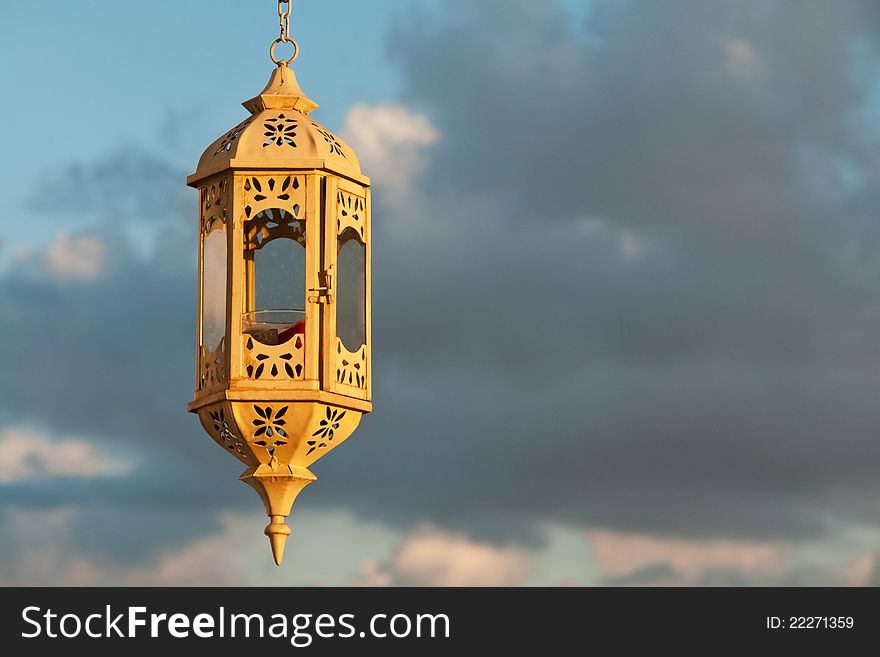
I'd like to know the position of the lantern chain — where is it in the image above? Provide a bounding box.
[278,1,290,41]
[270,1,299,67]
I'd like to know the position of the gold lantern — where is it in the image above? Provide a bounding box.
[187,1,371,565]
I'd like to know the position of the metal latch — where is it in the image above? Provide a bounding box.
[308,264,334,304]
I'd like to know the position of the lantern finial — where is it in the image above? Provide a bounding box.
[265,516,291,566]
[242,64,318,115]
[239,464,316,566]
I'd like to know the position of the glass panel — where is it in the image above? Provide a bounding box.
[254,235,305,311]
[201,224,226,350]
[242,209,306,346]
[337,228,366,351]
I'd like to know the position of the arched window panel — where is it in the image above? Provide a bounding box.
[243,208,306,347]
[330,185,369,396]
[201,221,227,351]
[336,227,366,352]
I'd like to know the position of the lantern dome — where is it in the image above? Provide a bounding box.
[188,65,362,187]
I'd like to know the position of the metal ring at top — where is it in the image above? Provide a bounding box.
[270,37,299,66]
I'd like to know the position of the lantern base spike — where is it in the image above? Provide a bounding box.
[239,464,317,566]
[265,516,291,566]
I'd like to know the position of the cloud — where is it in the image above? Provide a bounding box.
[0,142,240,565]
[0,509,468,587]
[617,228,647,260]
[0,512,259,586]
[124,513,259,586]
[355,560,394,587]
[723,39,765,80]
[575,215,651,261]
[44,232,107,282]
[319,0,880,548]
[844,551,876,587]
[590,529,790,585]
[588,528,880,586]
[342,103,439,202]
[0,426,131,484]
[356,526,532,586]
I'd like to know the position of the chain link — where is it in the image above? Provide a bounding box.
[278,1,290,40]
[270,1,298,66]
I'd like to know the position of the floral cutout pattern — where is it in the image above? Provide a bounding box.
[312,122,346,157]
[263,114,298,148]
[252,405,289,457]
[252,405,289,439]
[213,118,253,156]
[209,407,246,459]
[307,407,346,456]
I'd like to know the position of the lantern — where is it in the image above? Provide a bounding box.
[186,2,371,565]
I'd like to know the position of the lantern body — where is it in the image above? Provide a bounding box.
[186,66,371,563]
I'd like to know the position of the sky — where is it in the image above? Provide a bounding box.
[2,0,880,586]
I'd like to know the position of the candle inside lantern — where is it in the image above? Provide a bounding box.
[243,309,305,346]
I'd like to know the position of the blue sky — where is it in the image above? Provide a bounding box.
[0,0,594,250]
[3,0,880,586]
[0,1,419,248]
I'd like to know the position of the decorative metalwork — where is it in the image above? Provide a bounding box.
[244,175,305,220]
[245,206,305,249]
[208,407,248,462]
[307,407,346,455]
[252,405,290,441]
[312,122,345,157]
[262,114,298,148]
[336,338,367,389]
[199,338,227,389]
[200,179,228,234]
[214,118,253,156]
[337,190,366,240]
[243,334,305,381]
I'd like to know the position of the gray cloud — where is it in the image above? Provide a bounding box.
[0,147,252,564]
[326,0,880,542]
